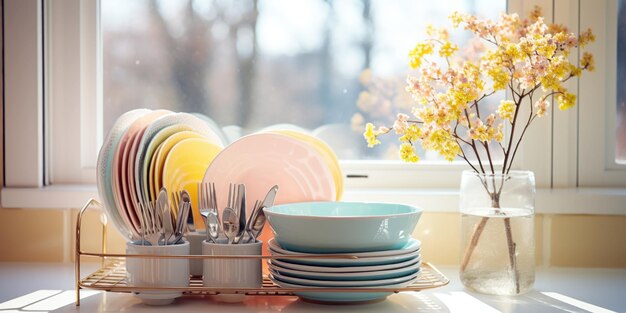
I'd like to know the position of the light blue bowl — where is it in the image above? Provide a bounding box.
[264,202,423,253]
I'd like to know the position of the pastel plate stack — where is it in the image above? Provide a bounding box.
[264,202,424,303]
[96,109,227,239]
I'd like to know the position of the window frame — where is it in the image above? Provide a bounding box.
[2,0,625,212]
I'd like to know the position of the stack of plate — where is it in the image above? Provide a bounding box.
[97,109,227,240]
[267,238,422,303]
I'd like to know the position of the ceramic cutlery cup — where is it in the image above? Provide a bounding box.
[126,240,190,305]
[202,238,262,303]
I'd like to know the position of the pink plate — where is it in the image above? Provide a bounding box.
[113,110,171,238]
[202,132,336,220]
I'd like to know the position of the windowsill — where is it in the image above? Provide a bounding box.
[2,185,626,215]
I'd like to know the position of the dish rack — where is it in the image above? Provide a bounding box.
[75,199,450,306]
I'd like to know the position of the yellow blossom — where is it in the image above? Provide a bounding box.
[581,52,595,71]
[494,124,504,142]
[557,92,576,110]
[487,66,509,91]
[449,12,464,28]
[399,124,422,142]
[497,100,516,122]
[439,41,458,58]
[363,123,381,147]
[399,143,419,163]
[408,42,434,69]
[579,28,596,47]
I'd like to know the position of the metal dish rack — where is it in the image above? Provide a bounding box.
[75,199,450,305]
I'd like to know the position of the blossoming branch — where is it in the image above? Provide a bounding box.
[364,7,595,175]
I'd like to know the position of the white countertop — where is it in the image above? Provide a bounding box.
[0,263,624,313]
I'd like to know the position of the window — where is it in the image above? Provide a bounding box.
[101,0,505,162]
[2,0,625,210]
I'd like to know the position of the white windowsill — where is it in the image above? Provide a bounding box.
[2,185,625,215]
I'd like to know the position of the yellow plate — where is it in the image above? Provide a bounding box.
[163,137,222,230]
[271,130,343,200]
[153,131,205,200]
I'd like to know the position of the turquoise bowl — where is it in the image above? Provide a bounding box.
[264,202,423,253]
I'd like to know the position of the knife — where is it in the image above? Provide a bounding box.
[246,185,279,242]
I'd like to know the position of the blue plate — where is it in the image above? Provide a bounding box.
[270,274,420,303]
[269,238,421,266]
[269,259,421,281]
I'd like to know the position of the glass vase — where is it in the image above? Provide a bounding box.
[459,170,535,295]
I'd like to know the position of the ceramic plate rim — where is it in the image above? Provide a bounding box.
[268,269,420,287]
[268,256,421,273]
[268,238,421,257]
[268,259,421,279]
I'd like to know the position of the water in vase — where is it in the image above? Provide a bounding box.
[460,208,535,295]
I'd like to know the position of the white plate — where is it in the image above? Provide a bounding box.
[269,256,421,273]
[269,269,420,287]
[97,109,150,239]
[268,259,421,281]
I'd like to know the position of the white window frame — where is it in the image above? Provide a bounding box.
[2,0,625,213]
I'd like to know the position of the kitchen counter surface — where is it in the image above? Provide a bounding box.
[0,262,624,313]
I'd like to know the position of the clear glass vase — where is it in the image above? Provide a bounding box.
[459,170,535,295]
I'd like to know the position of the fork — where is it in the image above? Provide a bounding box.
[199,182,221,243]
[222,184,240,244]
[139,200,161,246]
[198,183,210,241]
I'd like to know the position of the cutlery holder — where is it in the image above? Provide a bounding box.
[75,199,449,306]
[202,239,263,302]
[126,241,190,305]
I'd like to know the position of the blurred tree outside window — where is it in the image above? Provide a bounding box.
[103,0,504,160]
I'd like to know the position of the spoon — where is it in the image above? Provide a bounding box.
[206,182,221,243]
[222,207,239,244]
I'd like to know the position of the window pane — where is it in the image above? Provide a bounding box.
[102,0,505,160]
[617,0,626,163]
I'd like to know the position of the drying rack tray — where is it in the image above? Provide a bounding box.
[75,199,449,304]
[79,259,448,295]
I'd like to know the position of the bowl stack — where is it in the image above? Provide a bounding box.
[264,202,424,303]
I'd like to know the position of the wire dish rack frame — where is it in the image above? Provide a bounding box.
[75,199,449,305]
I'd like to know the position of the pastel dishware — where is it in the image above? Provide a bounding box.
[269,130,343,200]
[163,138,222,228]
[268,255,422,274]
[269,268,420,287]
[139,124,193,203]
[126,241,190,305]
[152,131,204,199]
[134,112,225,210]
[269,274,420,304]
[97,108,150,239]
[268,259,421,281]
[113,109,171,238]
[265,202,423,253]
[268,238,422,266]
[202,238,262,303]
[202,132,336,264]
